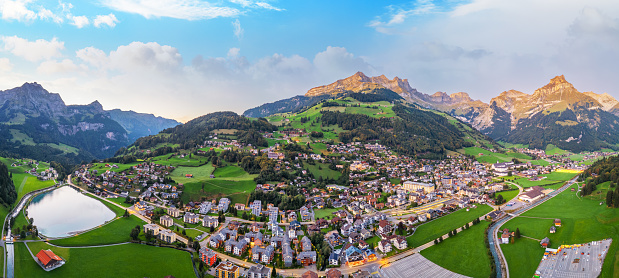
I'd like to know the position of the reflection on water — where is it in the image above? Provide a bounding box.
[27,186,115,238]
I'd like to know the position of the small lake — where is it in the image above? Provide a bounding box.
[26,186,116,238]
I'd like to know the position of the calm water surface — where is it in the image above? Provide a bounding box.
[27,186,115,237]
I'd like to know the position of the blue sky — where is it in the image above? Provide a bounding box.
[1,0,619,121]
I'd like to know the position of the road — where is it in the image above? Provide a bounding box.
[488,177,578,278]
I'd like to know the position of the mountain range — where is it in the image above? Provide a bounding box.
[0,82,180,164]
[245,72,619,152]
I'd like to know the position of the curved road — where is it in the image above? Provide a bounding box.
[488,177,579,278]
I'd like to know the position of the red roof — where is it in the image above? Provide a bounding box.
[36,249,61,266]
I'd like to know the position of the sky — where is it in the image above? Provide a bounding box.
[1,0,619,122]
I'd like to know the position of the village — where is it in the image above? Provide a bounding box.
[66,128,618,278]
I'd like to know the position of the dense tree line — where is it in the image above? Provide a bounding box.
[248,187,306,211]
[0,162,17,206]
[346,88,404,103]
[579,156,619,207]
[129,112,276,151]
[320,104,471,159]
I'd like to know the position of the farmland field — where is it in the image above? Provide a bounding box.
[407,204,493,248]
[499,183,618,278]
[17,242,195,278]
[421,221,492,278]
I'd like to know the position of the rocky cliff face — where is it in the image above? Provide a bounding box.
[107,109,181,143]
[0,82,129,160]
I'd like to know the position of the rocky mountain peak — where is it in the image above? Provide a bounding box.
[549,75,568,85]
[450,92,473,103]
[305,72,417,97]
[535,75,576,97]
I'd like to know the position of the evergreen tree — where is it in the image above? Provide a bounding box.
[607,190,614,207]
[0,162,17,206]
[515,228,521,239]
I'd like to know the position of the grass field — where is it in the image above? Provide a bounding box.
[90,162,142,173]
[511,171,579,189]
[303,163,341,180]
[17,241,195,278]
[171,163,257,205]
[314,208,338,220]
[151,154,209,167]
[105,197,131,207]
[49,215,145,246]
[499,183,618,278]
[497,189,520,202]
[421,221,492,278]
[545,144,568,156]
[463,147,531,164]
[407,204,493,247]
[531,159,551,166]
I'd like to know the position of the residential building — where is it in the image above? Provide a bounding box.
[199,247,217,266]
[203,216,219,228]
[326,268,342,278]
[378,240,392,253]
[168,207,181,217]
[215,261,240,278]
[36,249,64,269]
[252,200,262,216]
[160,215,173,227]
[247,264,271,278]
[184,212,200,224]
[158,229,177,244]
[297,251,317,266]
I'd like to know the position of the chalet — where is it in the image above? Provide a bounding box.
[36,249,64,270]
[301,271,319,278]
[391,235,407,250]
[247,264,271,278]
[554,219,561,227]
[328,251,340,266]
[378,240,392,253]
[550,226,556,233]
[326,268,342,278]
[252,245,275,264]
[541,237,550,248]
[297,251,317,266]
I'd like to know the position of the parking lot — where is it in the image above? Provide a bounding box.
[379,253,469,278]
[534,239,612,278]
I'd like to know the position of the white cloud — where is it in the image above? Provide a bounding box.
[37,59,79,74]
[69,14,89,28]
[229,0,283,11]
[314,46,375,79]
[109,42,183,72]
[1,36,64,62]
[254,2,282,11]
[37,7,63,23]
[0,0,37,22]
[0,0,66,23]
[100,0,240,20]
[76,46,108,68]
[232,19,243,40]
[0,57,12,71]
[369,1,436,34]
[227,47,240,58]
[93,13,118,28]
